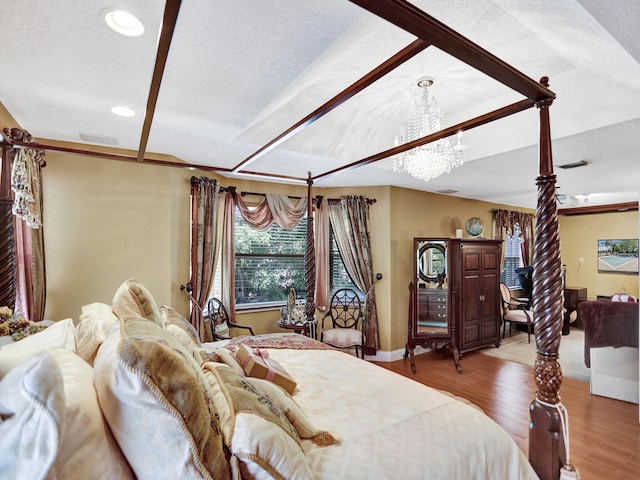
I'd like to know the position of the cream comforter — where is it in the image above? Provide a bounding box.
[262,348,538,480]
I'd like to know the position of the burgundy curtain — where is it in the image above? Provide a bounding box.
[189,176,221,342]
[327,196,379,353]
[1,128,46,321]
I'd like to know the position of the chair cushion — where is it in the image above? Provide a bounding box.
[503,309,532,323]
[322,328,363,348]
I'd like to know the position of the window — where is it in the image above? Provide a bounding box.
[500,224,524,289]
[234,208,307,307]
[329,224,362,295]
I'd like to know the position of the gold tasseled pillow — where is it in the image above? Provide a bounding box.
[111,279,163,327]
[94,315,231,480]
[202,362,314,479]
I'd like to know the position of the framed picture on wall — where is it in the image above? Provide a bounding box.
[597,239,639,274]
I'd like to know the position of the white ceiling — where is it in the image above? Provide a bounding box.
[1,0,639,210]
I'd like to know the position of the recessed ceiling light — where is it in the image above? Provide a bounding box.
[111,106,135,117]
[104,10,144,37]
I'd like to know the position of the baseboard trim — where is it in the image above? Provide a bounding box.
[365,345,431,362]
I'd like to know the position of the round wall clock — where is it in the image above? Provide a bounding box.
[465,217,485,238]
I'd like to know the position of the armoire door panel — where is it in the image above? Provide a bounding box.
[451,239,503,354]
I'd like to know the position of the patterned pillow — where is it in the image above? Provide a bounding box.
[248,377,338,446]
[111,279,163,326]
[202,362,313,479]
[160,305,201,346]
[203,347,245,376]
[166,324,204,364]
[94,315,231,480]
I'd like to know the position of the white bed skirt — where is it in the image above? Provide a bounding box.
[590,346,639,405]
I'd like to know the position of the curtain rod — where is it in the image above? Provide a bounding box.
[241,190,302,200]
[327,197,376,205]
[240,190,324,207]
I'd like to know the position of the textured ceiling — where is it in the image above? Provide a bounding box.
[1,0,639,209]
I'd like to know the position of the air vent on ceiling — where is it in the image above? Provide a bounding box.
[436,189,459,194]
[79,132,118,146]
[557,159,588,169]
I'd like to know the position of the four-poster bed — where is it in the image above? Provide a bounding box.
[0,1,567,478]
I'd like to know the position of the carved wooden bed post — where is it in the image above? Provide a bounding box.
[529,77,565,480]
[304,172,317,327]
[0,131,17,310]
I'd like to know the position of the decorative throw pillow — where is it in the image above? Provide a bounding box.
[166,324,204,365]
[0,318,76,379]
[160,305,201,346]
[202,362,313,480]
[111,279,163,327]
[0,352,64,480]
[248,377,338,446]
[203,347,245,376]
[94,315,231,480]
[75,302,118,366]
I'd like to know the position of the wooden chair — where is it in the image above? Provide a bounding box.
[500,282,535,343]
[207,297,254,341]
[320,288,365,358]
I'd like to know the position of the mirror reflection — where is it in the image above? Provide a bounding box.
[416,240,448,335]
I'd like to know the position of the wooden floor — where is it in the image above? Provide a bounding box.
[374,349,640,479]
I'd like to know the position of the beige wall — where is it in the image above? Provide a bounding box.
[559,210,639,299]
[387,188,533,352]
[42,152,192,318]
[35,148,616,355]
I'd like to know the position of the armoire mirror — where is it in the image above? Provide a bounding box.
[405,238,461,373]
[415,239,448,335]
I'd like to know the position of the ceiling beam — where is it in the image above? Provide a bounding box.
[232,38,430,173]
[349,0,555,102]
[137,0,182,162]
[314,98,535,180]
[558,202,638,216]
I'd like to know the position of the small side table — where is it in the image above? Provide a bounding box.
[277,319,318,339]
[277,320,307,336]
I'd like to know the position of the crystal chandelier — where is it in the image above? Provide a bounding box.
[392,77,466,182]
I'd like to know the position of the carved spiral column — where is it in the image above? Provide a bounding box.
[0,141,17,310]
[304,173,317,327]
[529,77,565,480]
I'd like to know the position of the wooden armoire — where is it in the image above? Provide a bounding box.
[450,239,503,354]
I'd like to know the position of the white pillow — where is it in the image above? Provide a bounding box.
[75,302,118,366]
[0,348,135,480]
[0,352,64,480]
[0,318,76,379]
[50,348,135,479]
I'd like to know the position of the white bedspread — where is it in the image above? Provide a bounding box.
[265,348,538,480]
